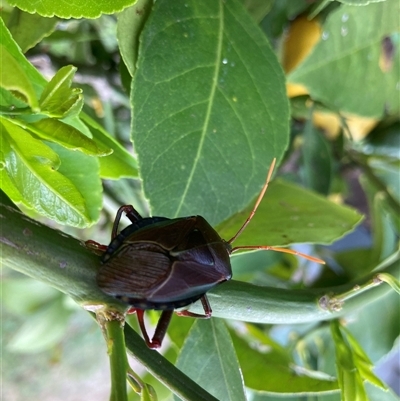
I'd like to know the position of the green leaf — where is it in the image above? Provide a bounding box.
[342,326,387,390]
[48,143,102,223]
[376,273,400,294]
[167,314,195,349]
[0,86,29,110]
[1,117,91,226]
[117,0,153,77]
[361,121,400,159]
[330,320,388,401]
[80,113,138,179]
[346,290,400,363]
[288,0,400,117]
[231,328,338,394]
[0,162,25,206]
[331,321,363,401]
[216,179,363,247]
[7,8,58,53]
[39,65,83,118]
[240,0,274,23]
[7,0,137,18]
[20,118,112,156]
[132,0,290,225]
[176,319,246,401]
[0,44,39,110]
[122,323,219,401]
[360,173,399,264]
[0,17,46,97]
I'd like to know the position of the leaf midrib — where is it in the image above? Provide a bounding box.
[173,1,224,217]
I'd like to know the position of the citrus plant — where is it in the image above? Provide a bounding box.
[1,1,399,400]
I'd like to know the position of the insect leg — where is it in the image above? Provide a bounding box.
[175,295,212,318]
[135,309,151,346]
[85,239,108,254]
[111,205,143,238]
[136,309,173,349]
[151,310,173,348]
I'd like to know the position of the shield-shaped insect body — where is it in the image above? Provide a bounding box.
[94,158,324,348]
[97,214,232,311]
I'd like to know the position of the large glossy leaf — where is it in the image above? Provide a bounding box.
[7,0,137,18]
[131,0,289,226]
[175,319,246,401]
[288,0,400,117]
[216,179,363,247]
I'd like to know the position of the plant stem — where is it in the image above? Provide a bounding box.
[104,319,128,401]
[2,202,399,324]
[2,202,399,400]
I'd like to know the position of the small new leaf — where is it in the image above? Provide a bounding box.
[331,320,387,401]
[376,273,400,295]
[39,65,83,118]
[342,326,388,391]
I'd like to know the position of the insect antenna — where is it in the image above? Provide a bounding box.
[227,157,276,245]
[227,158,325,265]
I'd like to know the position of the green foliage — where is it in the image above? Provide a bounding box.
[231,325,338,394]
[176,319,247,401]
[1,1,399,401]
[288,0,400,117]
[7,8,57,52]
[216,179,363,247]
[331,320,387,401]
[130,0,289,223]
[7,0,137,18]
[0,17,138,226]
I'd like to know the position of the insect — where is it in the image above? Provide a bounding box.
[93,158,324,348]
